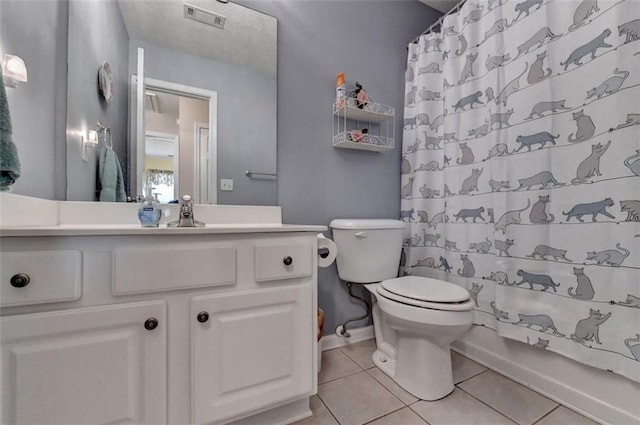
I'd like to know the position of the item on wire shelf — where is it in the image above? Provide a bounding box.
[336,72,347,109]
[352,81,368,109]
[346,128,368,143]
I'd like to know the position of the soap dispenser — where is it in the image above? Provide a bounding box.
[137,189,162,227]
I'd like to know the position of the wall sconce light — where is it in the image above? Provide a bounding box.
[2,54,28,88]
[82,130,99,162]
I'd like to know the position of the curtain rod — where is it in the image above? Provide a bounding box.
[411,0,467,44]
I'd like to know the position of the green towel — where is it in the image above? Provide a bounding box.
[98,146,126,202]
[0,72,21,189]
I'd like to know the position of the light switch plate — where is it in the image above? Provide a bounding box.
[220,179,234,191]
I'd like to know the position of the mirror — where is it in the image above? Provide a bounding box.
[1,0,277,205]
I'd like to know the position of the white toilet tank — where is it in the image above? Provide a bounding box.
[329,219,405,283]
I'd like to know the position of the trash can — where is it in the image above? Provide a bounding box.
[317,308,325,373]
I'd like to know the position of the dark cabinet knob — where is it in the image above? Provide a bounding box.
[144,318,159,331]
[10,273,30,288]
[197,311,209,323]
[283,256,293,266]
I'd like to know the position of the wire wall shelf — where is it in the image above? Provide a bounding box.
[333,98,395,123]
[332,131,394,152]
[332,94,395,153]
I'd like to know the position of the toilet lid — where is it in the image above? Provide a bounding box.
[380,276,470,303]
[376,285,475,311]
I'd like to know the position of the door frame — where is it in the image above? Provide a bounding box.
[132,75,218,204]
[193,122,211,204]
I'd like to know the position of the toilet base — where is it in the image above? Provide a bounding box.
[365,282,472,401]
[372,348,396,381]
[372,336,455,401]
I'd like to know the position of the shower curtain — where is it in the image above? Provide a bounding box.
[401,0,640,382]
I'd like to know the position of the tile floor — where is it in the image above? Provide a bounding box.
[294,339,598,425]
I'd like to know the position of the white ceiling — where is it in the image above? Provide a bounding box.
[419,0,461,13]
[118,0,277,76]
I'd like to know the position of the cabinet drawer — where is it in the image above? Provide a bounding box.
[113,244,236,295]
[1,250,82,307]
[254,239,313,282]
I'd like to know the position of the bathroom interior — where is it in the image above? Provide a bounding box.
[0,0,639,424]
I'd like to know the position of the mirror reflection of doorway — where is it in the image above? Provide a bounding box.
[138,78,217,204]
[144,132,178,204]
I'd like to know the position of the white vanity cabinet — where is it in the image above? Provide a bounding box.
[1,300,167,425]
[192,285,313,425]
[0,230,321,425]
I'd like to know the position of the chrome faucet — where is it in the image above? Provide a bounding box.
[168,195,204,227]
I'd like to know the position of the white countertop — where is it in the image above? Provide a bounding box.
[0,193,328,236]
[0,224,327,237]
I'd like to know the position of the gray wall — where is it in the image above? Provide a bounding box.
[66,0,130,201]
[3,0,440,333]
[239,0,441,333]
[129,40,277,206]
[0,0,67,200]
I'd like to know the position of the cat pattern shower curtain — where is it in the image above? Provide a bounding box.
[401,0,640,382]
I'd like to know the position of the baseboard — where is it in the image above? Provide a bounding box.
[320,325,374,351]
[228,398,311,425]
[452,326,640,425]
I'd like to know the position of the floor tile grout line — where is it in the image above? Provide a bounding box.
[338,345,376,371]
[361,404,422,425]
[318,369,363,386]
[455,383,525,425]
[456,367,561,423]
[454,367,490,386]
[452,364,489,386]
[319,369,409,425]
[323,346,365,364]
[358,368,410,420]
[364,367,416,406]
[314,393,343,425]
[407,403,434,425]
[470,368,560,406]
[531,404,561,425]
[327,347,365,369]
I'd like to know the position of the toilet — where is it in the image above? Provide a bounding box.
[330,219,474,401]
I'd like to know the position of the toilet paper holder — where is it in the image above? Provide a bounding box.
[317,233,337,268]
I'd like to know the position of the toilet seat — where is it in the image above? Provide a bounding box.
[377,277,474,312]
[376,286,475,311]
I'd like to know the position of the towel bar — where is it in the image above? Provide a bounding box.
[245,170,276,178]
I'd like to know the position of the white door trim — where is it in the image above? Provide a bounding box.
[135,77,218,204]
[193,123,212,204]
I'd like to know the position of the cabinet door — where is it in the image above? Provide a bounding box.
[192,285,313,425]
[1,301,167,425]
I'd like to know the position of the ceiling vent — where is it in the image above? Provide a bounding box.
[183,3,225,29]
